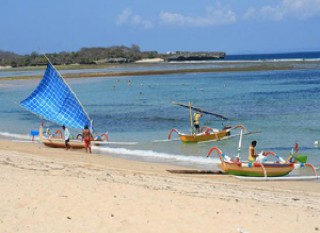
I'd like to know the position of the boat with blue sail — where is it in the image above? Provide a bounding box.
[20,60,108,149]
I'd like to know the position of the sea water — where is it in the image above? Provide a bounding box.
[1,54,320,170]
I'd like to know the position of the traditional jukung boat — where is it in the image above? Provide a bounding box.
[37,125,109,149]
[168,101,250,143]
[40,135,85,149]
[207,130,318,179]
[208,147,295,177]
[20,59,108,149]
[168,125,248,143]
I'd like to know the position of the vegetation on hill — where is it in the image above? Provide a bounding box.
[0,45,159,67]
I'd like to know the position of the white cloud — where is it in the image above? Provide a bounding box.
[243,7,256,19]
[116,1,320,29]
[160,4,236,27]
[243,4,285,21]
[283,0,320,19]
[116,9,154,29]
[243,0,320,21]
[261,5,285,21]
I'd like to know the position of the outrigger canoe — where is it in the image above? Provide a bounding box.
[39,125,109,149]
[41,137,85,149]
[168,125,248,143]
[206,132,317,178]
[169,102,252,143]
[207,147,295,177]
[20,60,110,149]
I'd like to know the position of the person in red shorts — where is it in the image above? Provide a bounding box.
[82,125,93,153]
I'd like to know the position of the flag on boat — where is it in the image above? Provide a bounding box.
[20,63,91,130]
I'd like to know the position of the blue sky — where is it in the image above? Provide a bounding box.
[1,0,320,55]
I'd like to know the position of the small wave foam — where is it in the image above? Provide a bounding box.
[0,132,34,140]
[94,146,219,166]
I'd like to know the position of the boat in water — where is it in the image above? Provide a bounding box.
[168,124,248,143]
[20,59,108,149]
[168,101,250,143]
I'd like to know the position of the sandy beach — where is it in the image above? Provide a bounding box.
[0,141,319,233]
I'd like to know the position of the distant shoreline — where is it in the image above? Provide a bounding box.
[1,60,320,81]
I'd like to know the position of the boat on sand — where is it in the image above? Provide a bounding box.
[20,59,109,149]
[208,147,295,177]
[207,130,318,179]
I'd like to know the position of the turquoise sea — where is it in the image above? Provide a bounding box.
[1,52,320,171]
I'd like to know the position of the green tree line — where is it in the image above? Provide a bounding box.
[0,45,159,67]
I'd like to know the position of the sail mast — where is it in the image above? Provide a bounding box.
[188,102,194,134]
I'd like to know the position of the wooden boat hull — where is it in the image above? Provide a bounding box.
[217,161,294,177]
[42,138,85,149]
[179,131,228,143]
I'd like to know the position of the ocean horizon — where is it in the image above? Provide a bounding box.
[226,50,320,60]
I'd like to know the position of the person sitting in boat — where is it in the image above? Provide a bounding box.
[248,140,259,162]
[193,112,203,133]
[62,125,70,150]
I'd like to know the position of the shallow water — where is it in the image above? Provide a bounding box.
[1,63,320,171]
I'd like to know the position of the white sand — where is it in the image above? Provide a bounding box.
[135,58,164,63]
[0,140,319,233]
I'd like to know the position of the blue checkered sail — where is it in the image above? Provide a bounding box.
[20,63,91,130]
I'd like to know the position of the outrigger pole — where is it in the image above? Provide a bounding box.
[236,129,243,162]
[172,101,229,120]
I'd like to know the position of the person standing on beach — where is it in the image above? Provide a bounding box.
[248,140,259,162]
[62,125,70,150]
[82,125,93,153]
[193,112,203,133]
